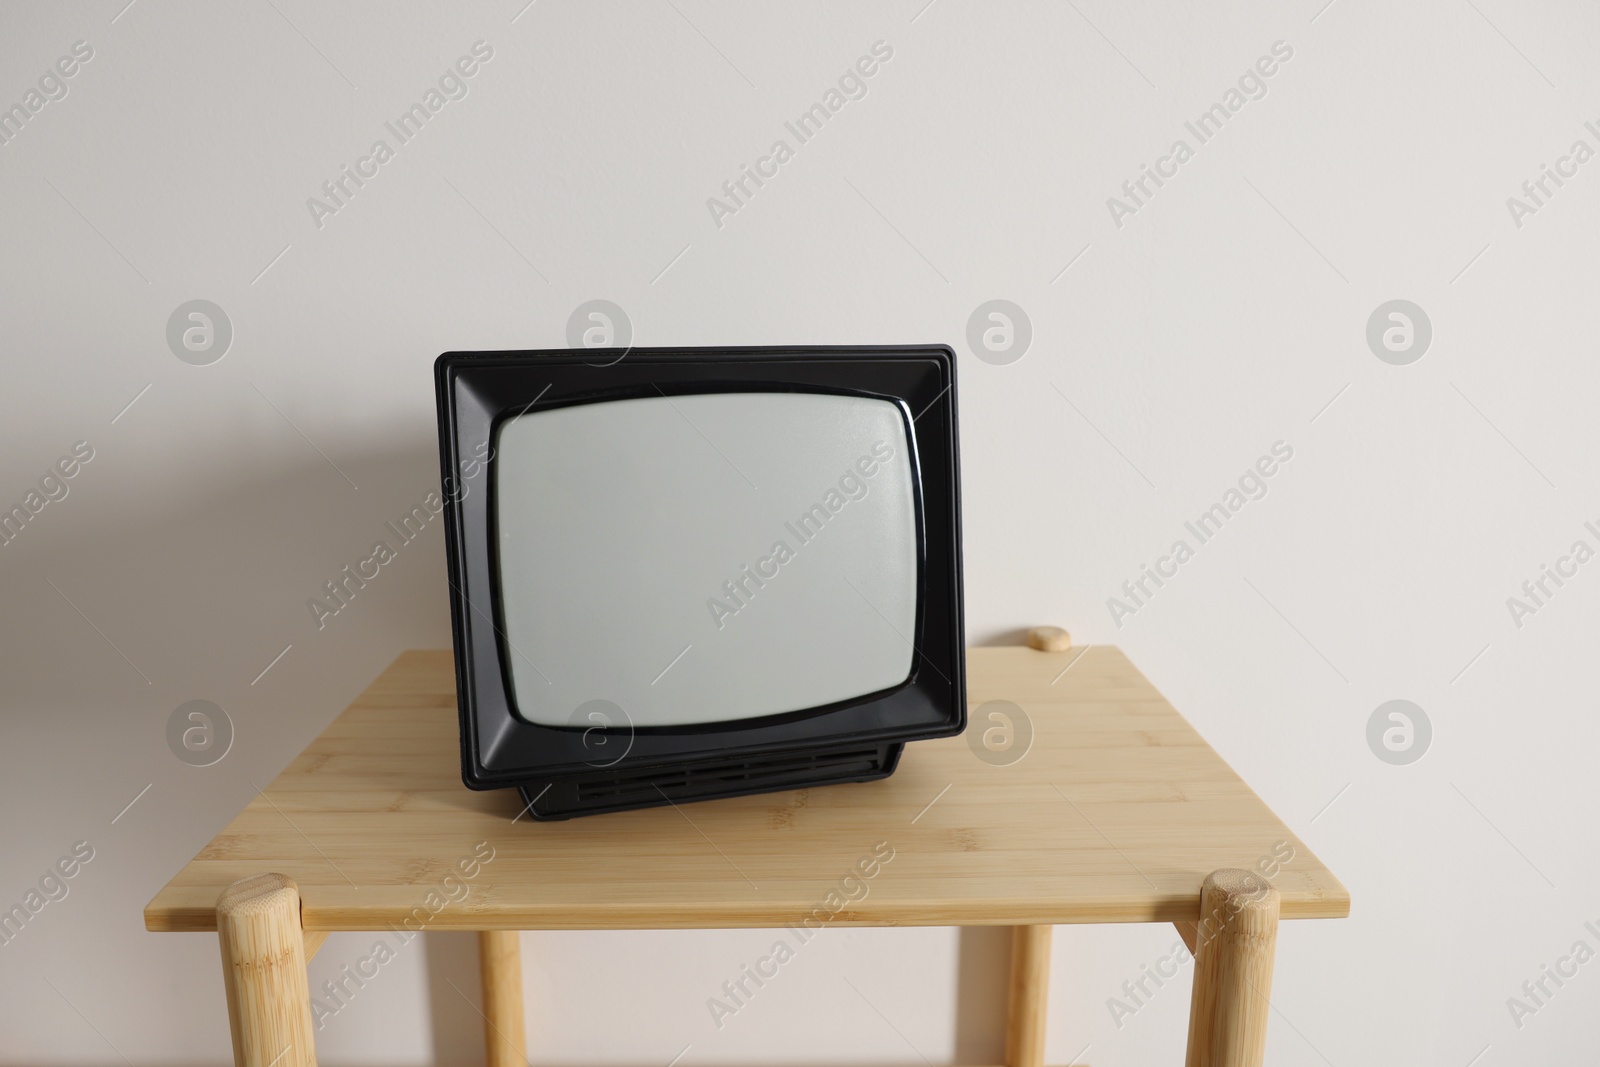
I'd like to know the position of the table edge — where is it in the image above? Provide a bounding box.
[145,894,1351,933]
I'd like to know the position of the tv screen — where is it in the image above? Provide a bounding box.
[436,346,962,819]
[495,391,919,727]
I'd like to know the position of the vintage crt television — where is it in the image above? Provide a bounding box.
[434,345,963,819]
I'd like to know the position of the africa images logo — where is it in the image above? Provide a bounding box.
[1105,40,1294,229]
[705,41,894,228]
[305,42,494,230]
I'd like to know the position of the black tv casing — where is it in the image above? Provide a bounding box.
[434,345,964,819]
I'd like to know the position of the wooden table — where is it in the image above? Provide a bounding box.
[146,644,1349,1067]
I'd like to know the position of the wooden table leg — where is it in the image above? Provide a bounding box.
[302,931,328,961]
[217,874,317,1067]
[1184,869,1279,1067]
[1005,925,1051,1067]
[479,930,527,1067]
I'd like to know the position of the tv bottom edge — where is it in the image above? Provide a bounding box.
[511,740,907,821]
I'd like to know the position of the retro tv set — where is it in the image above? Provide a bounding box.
[434,345,963,820]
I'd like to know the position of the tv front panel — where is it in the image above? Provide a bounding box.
[436,346,963,819]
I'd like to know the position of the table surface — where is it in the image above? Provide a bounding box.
[145,646,1349,933]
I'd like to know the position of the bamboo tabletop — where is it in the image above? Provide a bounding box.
[145,645,1348,933]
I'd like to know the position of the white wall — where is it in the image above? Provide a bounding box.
[1,0,1594,1063]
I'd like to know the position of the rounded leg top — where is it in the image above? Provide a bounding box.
[217,873,318,1067]
[1185,869,1280,1067]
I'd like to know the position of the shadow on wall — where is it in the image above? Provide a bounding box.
[972,628,1038,648]
[301,930,487,1066]
[303,922,1009,1064]
[0,434,457,867]
[954,925,1011,1063]
[421,932,496,1067]
[0,436,450,710]
[0,437,468,1065]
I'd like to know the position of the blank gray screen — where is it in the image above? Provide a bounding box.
[494,391,918,727]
